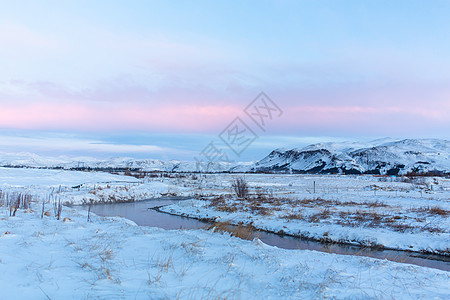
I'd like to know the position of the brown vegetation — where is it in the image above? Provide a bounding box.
[206,221,257,240]
[409,206,449,217]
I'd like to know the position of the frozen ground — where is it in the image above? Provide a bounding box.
[0,167,186,204]
[1,197,449,298]
[162,174,450,255]
[0,167,449,298]
[2,168,449,254]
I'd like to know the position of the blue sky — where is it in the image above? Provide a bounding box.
[0,1,449,160]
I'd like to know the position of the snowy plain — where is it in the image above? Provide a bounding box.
[0,167,449,298]
[161,174,450,255]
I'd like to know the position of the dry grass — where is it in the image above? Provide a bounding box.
[206,221,256,240]
[410,206,449,217]
[292,198,334,207]
[85,187,137,204]
[290,198,389,209]
[208,195,278,215]
[362,200,388,208]
[309,208,332,223]
[334,210,445,233]
[208,196,238,213]
[206,190,447,236]
[281,212,304,220]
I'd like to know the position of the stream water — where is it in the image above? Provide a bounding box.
[82,197,450,272]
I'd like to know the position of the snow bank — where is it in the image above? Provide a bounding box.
[0,202,448,299]
[0,167,448,298]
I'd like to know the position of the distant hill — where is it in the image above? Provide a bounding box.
[0,151,245,173]
[1,138,449,175]
[237,139,450,175]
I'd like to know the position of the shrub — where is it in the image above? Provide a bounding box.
[232,177,249,199]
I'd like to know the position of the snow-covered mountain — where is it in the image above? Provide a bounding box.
[242,139,450,175]
[0,151,247,173]
[1,138,449,175]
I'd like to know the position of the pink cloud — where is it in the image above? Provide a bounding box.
[1,79,449,137]
[0,101,241,132]
[1,99,448,138]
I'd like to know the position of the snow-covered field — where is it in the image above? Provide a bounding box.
[1,167,449,298]
[0,167,186,205]
[162,174,450,255]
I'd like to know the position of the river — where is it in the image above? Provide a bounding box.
[81,197,450,272]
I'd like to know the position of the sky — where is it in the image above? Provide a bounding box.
[0,0,449,161]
